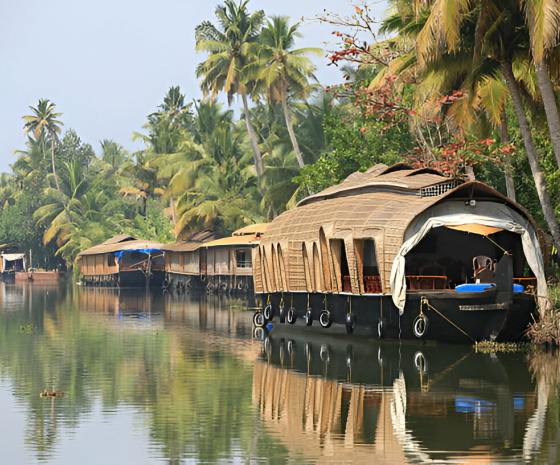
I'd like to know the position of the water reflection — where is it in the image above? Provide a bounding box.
[255,327,548,463]
[0,282,559,464]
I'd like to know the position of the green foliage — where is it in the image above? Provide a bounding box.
[295,111,407,192]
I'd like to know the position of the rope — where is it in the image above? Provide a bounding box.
[421,351,472,393]
[484,235,510,255]
[421,296,475,342]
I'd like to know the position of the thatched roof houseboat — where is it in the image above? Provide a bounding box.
[253,163,547,342]
[162,224,267,293]
[78,235,165,287]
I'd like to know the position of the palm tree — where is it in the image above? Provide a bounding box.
[22,99,70,221]
[413,0,560,256]
[253,16,322,168]
[195,0,266,178]
[523,0,560,174]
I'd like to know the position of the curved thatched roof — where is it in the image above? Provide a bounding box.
[258,164,541,294]
[297,163,461,207]
[79,238,164,256]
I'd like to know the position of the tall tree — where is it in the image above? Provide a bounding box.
[22,99,71,222]
[523,0,560,174]
[254,16,322,168]
[195,0,266,178]
[414,0,560,256]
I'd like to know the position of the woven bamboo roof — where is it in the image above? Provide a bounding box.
[202,235,261,248]
[297,163,460,207]
[260,164,540,292]
[79,238,164,256]
[232,223,268,236]
[101,234,136,245]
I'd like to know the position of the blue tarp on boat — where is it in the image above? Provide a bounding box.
[455,283,524,293]
[113,249,162,261]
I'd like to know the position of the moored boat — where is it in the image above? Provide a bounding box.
[0,253,27,282]
[162,224,267,294]
[252,163,548,343]
[78,234,165,287]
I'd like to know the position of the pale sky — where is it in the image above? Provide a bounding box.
[0,0,387,174]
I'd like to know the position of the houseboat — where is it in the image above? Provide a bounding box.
[78,234,165,287]
[161,229,216,291]
[253,163,548,343]
[163,224,267,294]
[0,253,26,281]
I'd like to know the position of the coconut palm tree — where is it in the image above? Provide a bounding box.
[22,99,70,222]
[413,0,560,255]
[253,16,322,168]
[195,0,266,178]
[523,0,560,174]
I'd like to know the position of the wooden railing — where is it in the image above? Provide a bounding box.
[406,275,449,290]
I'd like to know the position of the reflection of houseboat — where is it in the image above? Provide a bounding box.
[255,331,539,463]
[253,164,547,343]
[0,253,26,281]
[78,235,165,287]
[163,224,267,294]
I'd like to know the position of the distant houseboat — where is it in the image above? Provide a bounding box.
[0,253,26,281]
[163,224,267,293]
[253,163,547,343]
[78,235,165,287]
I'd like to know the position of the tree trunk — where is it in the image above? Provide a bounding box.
[535,60,560,172]
[499,111,516,202]
[241,92,264,179]
[170,194,178,239]
[50,132,71,223]
[502,61,560,260]
[280,85,305,168]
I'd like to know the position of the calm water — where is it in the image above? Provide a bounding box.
[1,282,559,464]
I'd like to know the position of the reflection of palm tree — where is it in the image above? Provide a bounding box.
[22,99,70,222]
[254,16,322,168]
[195,0,266,178]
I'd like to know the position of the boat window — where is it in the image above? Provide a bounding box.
[108,255,116,267]
[363,239,382,293]
[270,245,278,291]
[313,243,323,291]
[319,228,332,291]
[261,246,273,293]
[236,249,250,268]
[277,244,287,290]
[329,239,350,293]
[302,243,314,292]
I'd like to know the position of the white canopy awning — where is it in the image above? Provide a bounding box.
[390,201,547,313]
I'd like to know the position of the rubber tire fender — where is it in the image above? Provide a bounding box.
[253,312,266,328]
[319,310,333,329]
[286,307,297,324]
[278,306,286,323]
[345,313,355,334]
[263,304,273,321]
[305,309,313,326]
[413,314,429,338]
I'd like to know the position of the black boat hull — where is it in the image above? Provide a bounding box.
[257,289,536,343]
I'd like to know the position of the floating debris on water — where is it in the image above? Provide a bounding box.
[474,341,533,353]
[40,390,64,398]
[19,324,36,333]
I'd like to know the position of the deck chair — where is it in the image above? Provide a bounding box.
[473,255,495,283]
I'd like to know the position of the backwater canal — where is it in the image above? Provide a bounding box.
[1,281,559,464]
